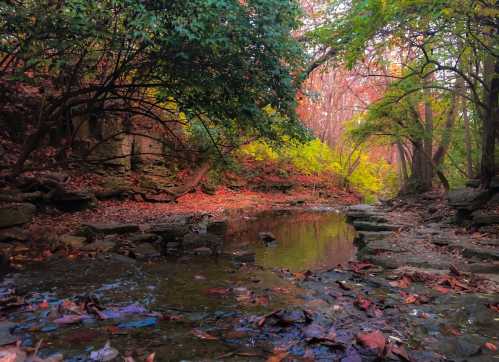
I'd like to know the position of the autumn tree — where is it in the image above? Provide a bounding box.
[305,0,498,190]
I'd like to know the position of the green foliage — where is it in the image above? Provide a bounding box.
[0,0,306,170]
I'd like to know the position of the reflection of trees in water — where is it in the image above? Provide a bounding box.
[225,212,356,271]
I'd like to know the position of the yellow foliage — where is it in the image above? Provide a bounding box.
[239,138,398,201]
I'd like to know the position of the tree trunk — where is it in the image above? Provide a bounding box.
[396,141,409,190]
[422,80,434,190]
[480,53,499,188]
[462,107,474,178]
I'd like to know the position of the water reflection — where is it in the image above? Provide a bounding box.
[225,210,356,271]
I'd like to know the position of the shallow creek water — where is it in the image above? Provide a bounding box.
[2,209,357,360]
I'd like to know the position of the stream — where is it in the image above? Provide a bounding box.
[1,208,359,360]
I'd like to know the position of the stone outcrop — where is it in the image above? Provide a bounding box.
[0,203,36,229]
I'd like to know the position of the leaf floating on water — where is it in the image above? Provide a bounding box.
[145,352,155,362]
[483,342,497,352]
[191,328,218,340]
[89,341,119,361]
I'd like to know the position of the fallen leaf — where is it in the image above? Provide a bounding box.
[354,295,372,311]
[432,285,451,294]
[356,330,386,356]
[191,328,218,340]
[389,275,411,288]
[483,342,497,352]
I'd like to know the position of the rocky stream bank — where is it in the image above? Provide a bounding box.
[0,182,498,361]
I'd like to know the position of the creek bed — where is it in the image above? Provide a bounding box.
[1,208,357,360]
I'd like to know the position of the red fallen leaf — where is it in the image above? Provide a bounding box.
[39,300,49,309]
[443,325,462,336]
[354,295,372,311]
[486,303,499,313]
[390,343,411,361]
[419,312,430,319]
[145,352,156,362]
[403,294,418,304]
[349,261,375,273]
[205,288,231,296]
[356,330,386,356]
[483,342,497,352]
[432,285,451,294]
[389,275,412,288]
[191,328,218,340]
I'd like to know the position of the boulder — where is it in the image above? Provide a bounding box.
[0,203,36,228]
[206,220,228,236]
[52,190,96,211]
[472,213,499,226]
[447,188,492,211]
[150,224,189,242]
[82,223,139,235]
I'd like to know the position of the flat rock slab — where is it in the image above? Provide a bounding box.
[361,240,405,253]
[449,241,499,261]
[82,223,139,235]
[472,214,499,226]
[80,240,116,252]
[0,203,36,229]
[357,231,392,241]
[352,221,401,232]
[447,188,492,211]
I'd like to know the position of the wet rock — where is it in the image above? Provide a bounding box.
[352,221,400,232]
[259,232,277,243]
[80,240,116,252]
[0,203,36,228]
[206,220,228,236]
[59,234,87,248]
[0,227,28,242]
[52,190,96,211]
[0,320,17,346]
[82,223,139,235]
